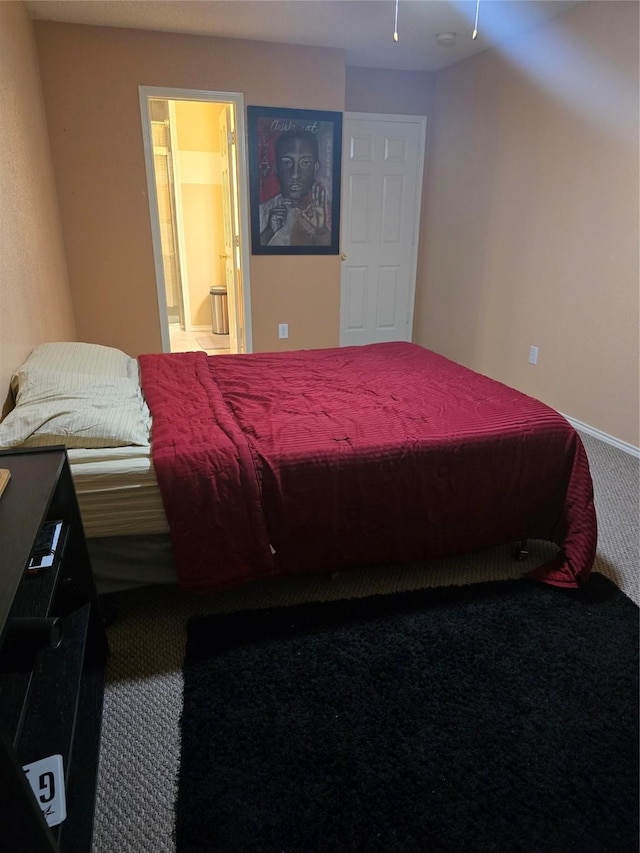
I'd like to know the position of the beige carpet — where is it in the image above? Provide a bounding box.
[91,431,639,852]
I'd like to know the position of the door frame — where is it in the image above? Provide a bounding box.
[139,85,253,353]
[340,112,426,346]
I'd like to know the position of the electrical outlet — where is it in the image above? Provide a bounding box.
[278,323,289,339]
[528,345,539,365]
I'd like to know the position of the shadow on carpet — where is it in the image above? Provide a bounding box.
[177,573,639,852]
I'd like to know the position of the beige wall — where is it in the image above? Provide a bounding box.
[0,2,76,413]
[345,67,435,117]
[34,22,346,355]
[415,1,639,447]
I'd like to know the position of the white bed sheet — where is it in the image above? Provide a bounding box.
[67,445,169,539]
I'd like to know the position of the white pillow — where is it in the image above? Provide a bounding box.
[0,372,150,450]
[10,341,139,396]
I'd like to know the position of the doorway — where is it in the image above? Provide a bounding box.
[139,87,253,354]
[339,113,426,347]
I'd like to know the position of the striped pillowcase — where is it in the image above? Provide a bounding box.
[1,370,150,450]
[10,341,139,396]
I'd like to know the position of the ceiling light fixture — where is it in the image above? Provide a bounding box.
[472,0,480,40]
[435,32,457,48]
[393,0,399,42]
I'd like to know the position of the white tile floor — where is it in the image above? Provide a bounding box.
[169,327,230,356]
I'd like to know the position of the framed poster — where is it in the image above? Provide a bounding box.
[247,106,342,255]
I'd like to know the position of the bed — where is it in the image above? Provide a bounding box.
[0,341,597,595]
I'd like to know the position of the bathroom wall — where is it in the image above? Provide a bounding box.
[175,100,226,329]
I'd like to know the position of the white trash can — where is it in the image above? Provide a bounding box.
[209,286,229,335]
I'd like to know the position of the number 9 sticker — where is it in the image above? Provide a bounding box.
[23,754,67,827]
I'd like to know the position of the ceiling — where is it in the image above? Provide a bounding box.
[24,0,580,72]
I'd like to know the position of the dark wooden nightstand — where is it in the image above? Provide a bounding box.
[0,447,109,852]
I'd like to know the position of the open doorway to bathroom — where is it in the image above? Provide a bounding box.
[139,87,253,355]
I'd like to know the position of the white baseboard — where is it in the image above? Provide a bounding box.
[561,414,640,459]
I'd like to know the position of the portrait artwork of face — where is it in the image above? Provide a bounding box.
[258,129,331,247]
[275,135,319,202]
[249,107,342,254]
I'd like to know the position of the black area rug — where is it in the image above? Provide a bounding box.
[177,574,639,853]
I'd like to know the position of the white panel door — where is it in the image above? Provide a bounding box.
[339,113,425,347]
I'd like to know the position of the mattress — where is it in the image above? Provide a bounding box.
[67,445,169,539]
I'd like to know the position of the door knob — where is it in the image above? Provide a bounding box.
[219,254,228,260]
[341,253,347,261]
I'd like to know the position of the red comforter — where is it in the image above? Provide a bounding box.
[138,343,596,593]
